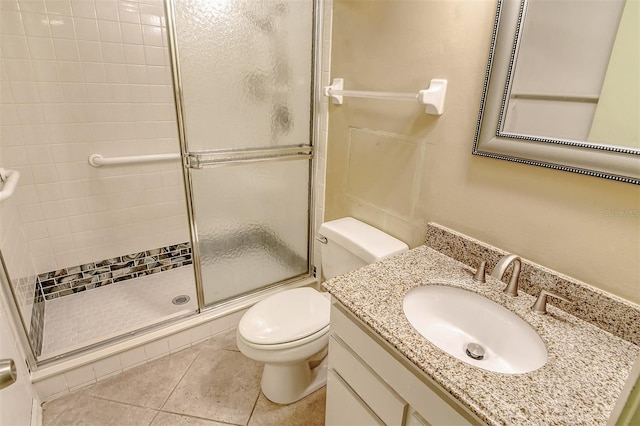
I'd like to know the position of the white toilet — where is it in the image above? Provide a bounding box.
[236,217,409,404]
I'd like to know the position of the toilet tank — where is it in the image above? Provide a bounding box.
[318,217,409,280]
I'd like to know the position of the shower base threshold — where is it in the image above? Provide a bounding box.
[41,266,197,358]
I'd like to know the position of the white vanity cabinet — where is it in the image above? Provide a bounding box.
[326,302,485,426]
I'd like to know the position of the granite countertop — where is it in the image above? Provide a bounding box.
[322,246,640,426]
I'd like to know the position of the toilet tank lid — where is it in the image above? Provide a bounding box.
[319,217,409,264]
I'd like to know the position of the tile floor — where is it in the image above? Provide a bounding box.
[42,267,197,356]
[42,328,326,426]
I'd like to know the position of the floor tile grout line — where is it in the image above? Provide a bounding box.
[64,393,165,424]
[44,371,327,426]
[157,344,204,411]
[71,338,225,409]
[147,409,162,426]
[245,388,263,426]
[157,343,250,425]
[157,408,244,426]
[50,347,218,422]
[44,332,271,425]
[41,401,68,426]
[42,393,80,424]
[82,393,162,412]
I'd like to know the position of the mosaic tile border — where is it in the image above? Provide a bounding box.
[38,243,192,301]
[425,223,640,346]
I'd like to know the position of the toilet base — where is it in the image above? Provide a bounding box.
[261,355,328,404]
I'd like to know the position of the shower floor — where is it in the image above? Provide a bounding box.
[42,266,197,357]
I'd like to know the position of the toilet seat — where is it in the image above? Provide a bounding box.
[239,287,330,345]
[238,324,330,351]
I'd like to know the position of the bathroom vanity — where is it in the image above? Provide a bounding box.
[326,302,481,425]
[323,240,640,425]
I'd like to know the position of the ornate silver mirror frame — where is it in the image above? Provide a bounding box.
[473,0,640,185]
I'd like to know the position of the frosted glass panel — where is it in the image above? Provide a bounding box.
[174,0,313,151]
[171,0,314,305]
[191,161,309,304]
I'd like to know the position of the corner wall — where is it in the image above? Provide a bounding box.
[325,0,640,303]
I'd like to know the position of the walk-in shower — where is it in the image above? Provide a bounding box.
[0,0,318,367]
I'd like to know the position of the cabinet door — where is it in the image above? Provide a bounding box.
[405,410,432,426]
[329,304,480,426]
[329,336,407,424]
[326,369,384,426]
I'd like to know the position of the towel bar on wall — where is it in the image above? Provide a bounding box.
[323,78,448,115]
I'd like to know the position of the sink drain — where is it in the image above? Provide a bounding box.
[172,295,190,305]
[465,343,485,360]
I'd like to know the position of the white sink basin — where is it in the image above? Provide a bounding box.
[403,285,547,374]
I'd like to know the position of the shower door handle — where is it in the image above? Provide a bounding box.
[0,359,17,390]
[187,145,313,169]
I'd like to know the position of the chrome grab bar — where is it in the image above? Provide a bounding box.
[188,145,313,169]
[88,153,181,167]
[0,168,20,202]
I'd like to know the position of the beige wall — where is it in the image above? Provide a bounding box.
[325,0,640,303]
[589,0,640,147]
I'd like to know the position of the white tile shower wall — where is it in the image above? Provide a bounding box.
[0,189,38,327]
[0,0,189,275]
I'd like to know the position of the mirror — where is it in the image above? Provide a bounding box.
[473,0,639,185]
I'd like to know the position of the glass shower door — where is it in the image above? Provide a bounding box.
[168,0,314,305]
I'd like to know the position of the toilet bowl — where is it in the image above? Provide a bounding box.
[237,287,331,404]
[236,217,408,404]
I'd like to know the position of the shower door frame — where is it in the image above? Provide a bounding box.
[0,257,38,369]
[164,0,322,312]
[0,0,323,370]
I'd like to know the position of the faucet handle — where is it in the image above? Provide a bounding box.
[532,290,571,315]
[469,253,486,283]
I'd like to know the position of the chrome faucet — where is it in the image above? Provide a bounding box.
[490,254,521,297]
